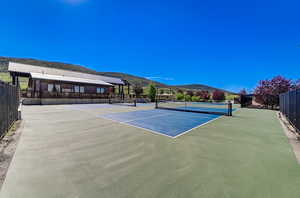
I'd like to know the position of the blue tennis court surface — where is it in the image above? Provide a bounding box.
[99,109,221,138]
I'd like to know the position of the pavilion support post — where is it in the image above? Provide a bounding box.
[33,79,36,97]
[121,85,124,99]
[16,76,19,88]
[11,73,16,85]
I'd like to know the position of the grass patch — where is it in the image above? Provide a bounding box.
[0,72,28,90]
[0,72,11,83]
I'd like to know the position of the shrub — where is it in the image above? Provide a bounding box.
[191,96,200,102]
[212,90,225,101]
[185,95,192,101]
[176,93,184,100]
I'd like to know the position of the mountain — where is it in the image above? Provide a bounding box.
[172,84,236,94]
[0,56,236,94]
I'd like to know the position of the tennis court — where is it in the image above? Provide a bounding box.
[99,109,221,138]
[1,104,300,198]
[68,101,234,138]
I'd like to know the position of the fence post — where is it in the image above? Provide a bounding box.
[296,90,300,132]
[228,102,233,116]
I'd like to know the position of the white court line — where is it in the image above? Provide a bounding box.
[98,116,175,138]
[99,109,215,124]
[99,112,174,123]
[98,111,225,139]
[69,105,233,138]
[172,116,223,138]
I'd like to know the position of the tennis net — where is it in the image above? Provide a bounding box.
[155,100,232,116]
[109,98,137,107]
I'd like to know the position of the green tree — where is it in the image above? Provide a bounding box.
[148,84,156,102]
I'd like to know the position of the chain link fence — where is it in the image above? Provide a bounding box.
[280,89,300,134]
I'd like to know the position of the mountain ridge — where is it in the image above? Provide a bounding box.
[171,84,234,94]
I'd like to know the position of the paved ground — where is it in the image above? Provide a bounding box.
[1,104,300,198]
[0,121,23,189]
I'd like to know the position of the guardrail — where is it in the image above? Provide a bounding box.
[280,89,300,134]
[0,81,20,139]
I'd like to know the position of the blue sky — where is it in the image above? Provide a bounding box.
[1,0,300,92]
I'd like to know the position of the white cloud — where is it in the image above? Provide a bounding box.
[145,76,174,81]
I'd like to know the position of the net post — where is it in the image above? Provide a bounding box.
[228,102,232,116]
[184,94,187,109]
[155,99,158,109]
[134,98,137,107]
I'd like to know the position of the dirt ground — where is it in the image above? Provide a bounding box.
[0,121,23,190]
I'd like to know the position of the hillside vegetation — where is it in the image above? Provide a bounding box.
[0,72,28,90]
[0,56,235,94]
[172,84,235,94]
